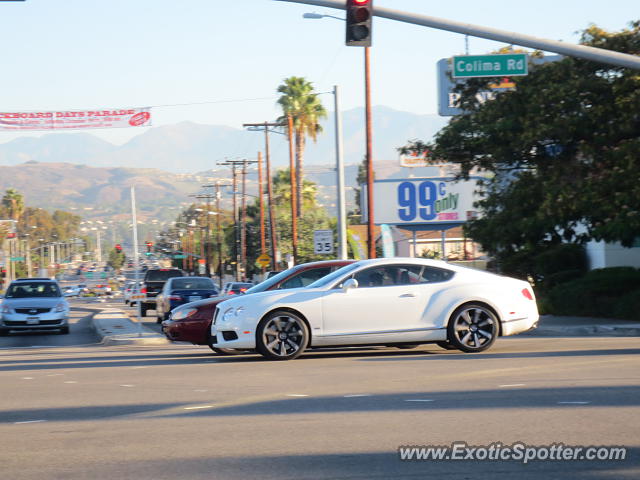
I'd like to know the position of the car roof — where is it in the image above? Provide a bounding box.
[13,277,56,282]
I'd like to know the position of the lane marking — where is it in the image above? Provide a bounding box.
[405,399,435,402]
[14,420,47,424]
[47,374,64,377]
[21,377,34,380]
[131,366,147,369]
[184,405,214,410]
[120,384,135,387]
[194,389,208,392]
[558,401,591,405]
[343,394,371,398]
[64,381,78,384]
[499,384,525,387]
[286,394,309,397]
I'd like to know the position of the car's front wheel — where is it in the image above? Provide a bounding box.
[256,311,309,360]
[447,303,498,353]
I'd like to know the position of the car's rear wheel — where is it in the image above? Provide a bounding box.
[256,311,309,361]
[447,303,498,353]
[140,305,147,317]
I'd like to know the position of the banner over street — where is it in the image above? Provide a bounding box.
[0,107,152,131]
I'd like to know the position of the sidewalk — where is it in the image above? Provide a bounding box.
[524,315,640,337]
[91,308,170,346]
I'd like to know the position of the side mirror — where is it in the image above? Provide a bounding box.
[342,278,358,292]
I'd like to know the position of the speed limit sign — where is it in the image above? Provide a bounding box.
[313,230,334,255]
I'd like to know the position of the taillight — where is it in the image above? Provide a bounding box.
[228,291,235,295]
[239,288,247,293]
[168,295,182,301]
[141,287,147,294]
[522,288,533,300]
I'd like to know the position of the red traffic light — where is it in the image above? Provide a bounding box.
[115,243,122,251]
[346,0,373,47]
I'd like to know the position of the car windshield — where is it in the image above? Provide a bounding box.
[244,267,301,294]
[6,282,62,298]
[171,278,215,290]
[307,262,362,288]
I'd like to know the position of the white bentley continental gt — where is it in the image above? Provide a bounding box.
[211,258,539,360]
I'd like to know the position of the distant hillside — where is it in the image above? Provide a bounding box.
[0,106,448,172]
[0,159,448,223]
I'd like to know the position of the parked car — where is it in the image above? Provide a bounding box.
[155,277,219,322]
[220,282,253,296]
[0,278,70,335]
[210,258,540,360]
[139,268,185,316]
[163,260,354,353]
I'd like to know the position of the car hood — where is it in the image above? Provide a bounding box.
[216,288,306,310]
[3,297,66,308]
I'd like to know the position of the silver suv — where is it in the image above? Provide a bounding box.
[0,278,70,335]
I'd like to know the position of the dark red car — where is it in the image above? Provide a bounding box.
[162,260,354,354]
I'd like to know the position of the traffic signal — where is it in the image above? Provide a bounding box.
[346,0,373,47]
[115,244,122,253]
[145,241,153,256]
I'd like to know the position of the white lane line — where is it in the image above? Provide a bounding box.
[184,405,214,410]
[47,374,64,377]
[64,381,78,384]
[14,420,47,424]
[286,394,309,397]
[405,399,434,402]
[343,394,372,398]
[120,384,135,387]
[558,401,591,405]
[131,366,147,369]
[194,389,208,392]
[21,377,34,380]
[499,384,525,387]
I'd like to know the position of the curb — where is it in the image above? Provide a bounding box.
[523,325,640,337]
[91,308,170,346]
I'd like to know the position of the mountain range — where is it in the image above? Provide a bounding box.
[0,106,448,172]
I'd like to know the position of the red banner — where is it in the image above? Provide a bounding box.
[0,107,152,131]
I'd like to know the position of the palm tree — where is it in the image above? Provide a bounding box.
[277,77,327,217]
[1,189,24,221]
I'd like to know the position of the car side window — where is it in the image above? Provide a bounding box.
[353,267,398,288]
[280,268,331,289]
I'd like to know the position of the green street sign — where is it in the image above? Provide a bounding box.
[452,54,528,78]
[173,254,187,259]
[10,256,25,261]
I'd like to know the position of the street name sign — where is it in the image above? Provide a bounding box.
[452,54,528,78]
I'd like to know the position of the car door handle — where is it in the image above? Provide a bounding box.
[399,293,416,298]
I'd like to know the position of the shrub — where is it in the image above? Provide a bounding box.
[543,267,640,319]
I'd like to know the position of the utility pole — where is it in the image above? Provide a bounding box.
[257,151,266,274]
[287,114,298,264]
[219,159,257,280]
[333,85,348,260]
[241,159,248,280]
[242,121,285,271]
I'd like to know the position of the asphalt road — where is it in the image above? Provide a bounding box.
[0,304,638,480]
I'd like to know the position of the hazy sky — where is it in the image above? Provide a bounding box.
[0,0,636,146]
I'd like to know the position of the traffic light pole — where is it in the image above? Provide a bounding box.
[364,47,375,259]
[277,0,640,70]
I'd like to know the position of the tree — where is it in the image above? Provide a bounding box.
[1,189,25,221]
[399,23,640,274]
[107,247,126,271]
[277,76,328,217]
[244,169,332,275]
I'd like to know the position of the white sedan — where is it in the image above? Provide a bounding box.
[211,258,539,360]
